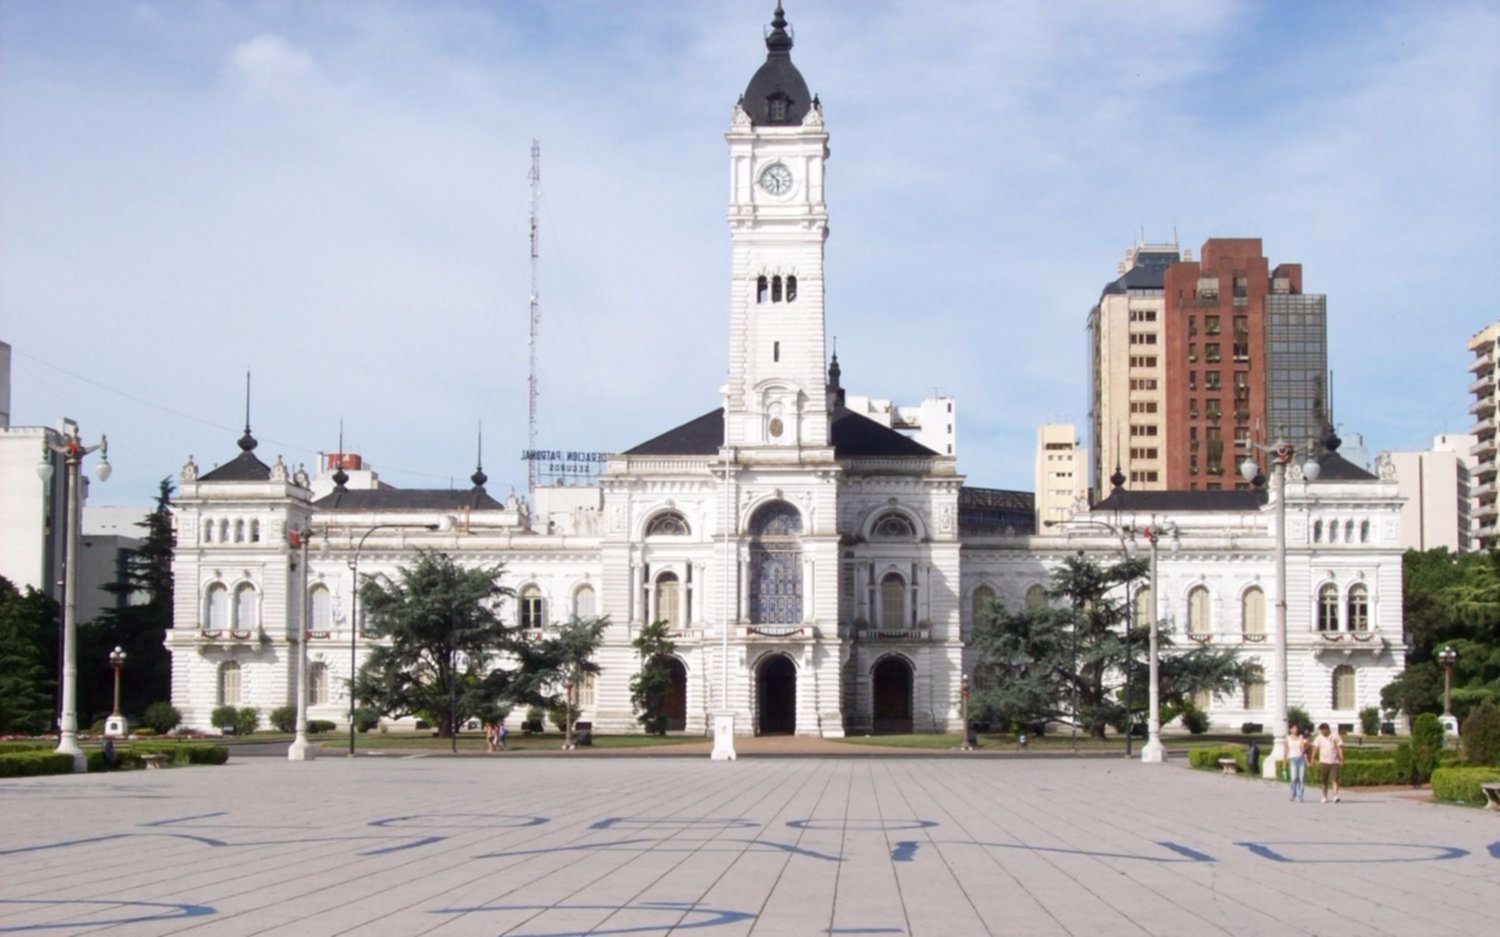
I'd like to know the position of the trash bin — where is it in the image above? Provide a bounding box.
[1246,740,1261,775]
[574,721,593,747]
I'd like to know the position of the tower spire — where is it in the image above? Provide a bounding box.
[472,420,488,489]
[238,371,257,452]
[332,418,349,489]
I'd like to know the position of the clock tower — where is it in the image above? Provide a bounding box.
[724,3,831,451]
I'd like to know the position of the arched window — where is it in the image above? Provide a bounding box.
[233,584,258,631]
[971,584,996,627]
[1360,520,1370,543]
[1313,520,1323,543]
[880,573,907,630]
[655,572,681,630]
[205,583,230,631]
[219,519,229,542]
[310,585,332,632]
[577,673,596,709]
[234,519,245,543]
[1187,586,1211,636]
[646,512,690,537]
[1025,584,1048,610]
[249,519,260,543]
[1347,583,1369,632]
[573,584,596,621]
[786,275,798,302]
[769,94,788,121]
[308,662,329,705]
[1134,586,1154,627]
[1317,584,1339,632]
[202,519,213,544]
[519,585,545,630]
[1332,665,1356,710]
[757,276,768,303]
[749,501,802,624]
[1328,520,1339,544]
[771,275,783,302]
[1344,520,1355,543]
[218,661,241,706]
[1241,587,1266,635]
[870,512,916,540]
[1242,664,1265,710]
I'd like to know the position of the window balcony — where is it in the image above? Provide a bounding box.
[1472,438,1497,462]
[1470,397,1495,417]
[1469,352,1495,375]
[1469,375,1495,395]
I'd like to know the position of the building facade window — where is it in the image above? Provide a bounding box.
[1347,584,1369,632]
[749,501,802,625]
[645,512,690,537]
[218,661,241,706]
[573,584,597,621]
[1187,586,1211,635]
[308,662,329,705]
[1025,584,1047,610]
[1242,586,1265,635]
[520,585,545,629]
[233,584,258,631]
[1243,664,1266,710]
[655,572,682,630]
[880,573,906,630]
[205,583,229,631]
[971,584,996,627]
[870,512,916,540]
[1134,586,1154,627]
[1317,584,1339,631]
[310,585,332,632]
[1332,665,1356,710]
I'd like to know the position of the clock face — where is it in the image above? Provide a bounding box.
[759,163,793,196]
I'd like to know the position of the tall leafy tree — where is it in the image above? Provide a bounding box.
[0,576,59,734]
[971,554,1253,737]
[82,478,175,719]
[536,615,609,747]
[355,550,546,736]
[630,620,676,735]
[1382,548,1500,719]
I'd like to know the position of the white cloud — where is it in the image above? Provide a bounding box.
[226,33,318,101]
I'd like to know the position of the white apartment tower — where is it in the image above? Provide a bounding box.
[1466,321,1500,548]
[1034,423,1087,530]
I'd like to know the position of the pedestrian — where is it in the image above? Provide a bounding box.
[483,720,497,753]
[1285,722,1308,802]
[1312,722,1343,803]
[498,720,509,752]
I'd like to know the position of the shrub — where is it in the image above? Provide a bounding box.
[131,742,230,766]
[1338,759,1405,787]
[1461,699,1500,766]
[1181,707,1210,735]
[1430,766,1500,805]
[86,748,144,772]
[1393,742,1414,784]
[0,751,78,777]
[308,720,337,734]
[236,707,260,737]
[210,706,239,732]
[1359,706,1380,737]
[269,706,297,733]
[1411,713,1444,782]
[549,703,570,733]
[353,707,381,733]
[1286,707,1312,733]
[0,741,52,754]
[1188,745,1247,772]
[141,702,182,735]
[1241,722,1263,735]
[1341,746,1400,761]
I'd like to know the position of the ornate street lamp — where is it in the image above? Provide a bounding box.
[960,673,974,751]
[107,646,127,731]
[287,526,329,762]
[1240,437,1322,778]
[1130,521,1179,763]
[37,426,111,771]
[1438,645,1458,716]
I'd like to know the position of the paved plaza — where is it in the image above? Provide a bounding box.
[2,753,1498,936]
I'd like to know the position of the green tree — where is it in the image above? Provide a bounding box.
[355,551,541,737]
[82,479,175,719]
[0,576,59,735]
[970,554,1254,738]
[1383,548,1500,719]
[536,616,609,748]
[630,620,676,735]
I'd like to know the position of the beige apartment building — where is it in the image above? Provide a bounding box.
[1380,434,1476,552]
[1033,423,1087,530]
[1466,321,1500,547]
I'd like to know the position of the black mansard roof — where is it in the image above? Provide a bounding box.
[1100,250,1180,296]
[199,428,272,482]
[623,407,938,459]
[742,3,813,127]
[314,486,504,512]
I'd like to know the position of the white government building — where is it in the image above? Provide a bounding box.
[166,6,1407,737]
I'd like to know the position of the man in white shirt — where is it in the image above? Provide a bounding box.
[1312,723,1344,803]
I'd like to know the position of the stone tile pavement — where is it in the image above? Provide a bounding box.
[1,754,1497,935]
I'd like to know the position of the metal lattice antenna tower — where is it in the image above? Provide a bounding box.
[527,139,541,511]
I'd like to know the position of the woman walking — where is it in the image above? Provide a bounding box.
[1285,723,1308,802]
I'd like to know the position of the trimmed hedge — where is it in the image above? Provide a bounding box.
[0,741,53,754]
[1336,758,1405,787]
[1189,745,1248,772]
[0,751,77,777]
[1340,746,1401,762]
[130,742,229,766]
[87,749,144,772]
[1431,766,1500,806]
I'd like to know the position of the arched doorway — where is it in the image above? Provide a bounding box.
[757,654,797,735]
[872,656,914,734]
[662,657,687,731]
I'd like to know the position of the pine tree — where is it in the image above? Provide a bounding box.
[0,576,59,734]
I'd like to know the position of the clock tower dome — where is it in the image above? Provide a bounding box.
[724,3,831,451]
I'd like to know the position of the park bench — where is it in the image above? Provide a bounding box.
[1481,782,1500,810]
[140,753,169,770]
[1217,757,1239,776]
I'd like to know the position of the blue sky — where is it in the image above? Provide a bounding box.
[2,1,1497,505]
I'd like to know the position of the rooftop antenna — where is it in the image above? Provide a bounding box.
[238,371,257,452]
[332,418,349,489]
[527,139,541,522]
[472,420,488,489]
